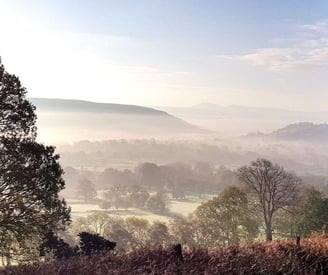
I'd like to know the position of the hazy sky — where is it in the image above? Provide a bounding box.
[1,0,328,111]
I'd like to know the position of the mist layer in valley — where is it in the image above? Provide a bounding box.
[30,98,328,197]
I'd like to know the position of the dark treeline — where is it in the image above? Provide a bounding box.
[58,139,328,177]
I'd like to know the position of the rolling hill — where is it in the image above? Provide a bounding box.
[245,122,328,142]
[156,103,328,135]
[29,98,205,143]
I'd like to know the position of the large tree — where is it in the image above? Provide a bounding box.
[0,62,70,261]
[194,186,258,246]
[237,159,302,241]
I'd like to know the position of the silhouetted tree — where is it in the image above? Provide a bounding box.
[78,232,116,255]
[40,232,77,259]
[0,62,70,260]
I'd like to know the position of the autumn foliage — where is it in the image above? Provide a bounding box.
[2,233,328,274]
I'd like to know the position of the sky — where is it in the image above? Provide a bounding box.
[1,0,328,111]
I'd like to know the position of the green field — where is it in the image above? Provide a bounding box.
[67,194,213,222]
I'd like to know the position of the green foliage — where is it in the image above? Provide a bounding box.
[194,186,258,246]
[294,188,328,236]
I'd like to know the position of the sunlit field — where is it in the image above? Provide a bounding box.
[67,194,214,222]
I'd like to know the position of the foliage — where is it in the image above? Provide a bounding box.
[0,63,70,262]
[194,186,259,246]
[78,232,116,256]
[146,192,167,214]
[76,179,97,202]
[6,234,328,274]
[294,188,328,236]
[40,232,77,259]
[149,221,171,246]
[237,158,302,241]
[0,64,36,139]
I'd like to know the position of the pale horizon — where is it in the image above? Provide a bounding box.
[1,1,328,111]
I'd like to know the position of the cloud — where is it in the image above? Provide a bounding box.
[229,20,328,71]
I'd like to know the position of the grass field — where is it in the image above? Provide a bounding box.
[67,194,213,222]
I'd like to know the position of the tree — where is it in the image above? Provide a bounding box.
[194,186,258,246]
[40,231,77,259]
[146,192,167,214]
[103,185,130,209]
[0,64,36,139]
[0,62,70,260]
[125,217,150,249]
[77,179,97,202]
[78,232,116,255]
[128,185,150,209]
[149,221,171,246]
[237,159,302,241]
[294,188,328,236]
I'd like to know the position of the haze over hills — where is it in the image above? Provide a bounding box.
[246,122,328,143]
[156,103,328,135]
[29,98,205,143]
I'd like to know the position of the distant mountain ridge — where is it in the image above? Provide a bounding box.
[28,98,205,142]
[157,103,328,120]
[246,122,328,142]
[30,98,169,116]
[155,103,328,135]
[270,122,328,141]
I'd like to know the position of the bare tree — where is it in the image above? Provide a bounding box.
[237,159,302,241]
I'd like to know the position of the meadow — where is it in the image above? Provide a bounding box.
[68,194,214,222]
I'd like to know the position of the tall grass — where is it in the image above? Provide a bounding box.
[3,233,328,274]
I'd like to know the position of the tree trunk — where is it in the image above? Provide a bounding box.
[266,229,272,241]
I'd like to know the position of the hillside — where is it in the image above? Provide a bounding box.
[245,122,328,142]
[29,98,204,142]
[270,122,328,141]
[157,103,328,135]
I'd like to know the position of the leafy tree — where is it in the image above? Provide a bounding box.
[77,179,97,202]
[103,185,130,209]
[294,188,328,236]
[146,192,167,214]
[128,185,150,208]
[0,64,36,139]
[237,159,302,241]
[125,217,150,249]
[194,186,258,246]
[99,200,111,211]
[78,232,116,255]
[0,62,70,260]
[149,221,171,246]
[40,231,76,259]
[103,217,134,251]
[169,217,197,247]
[85,212,112,235]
